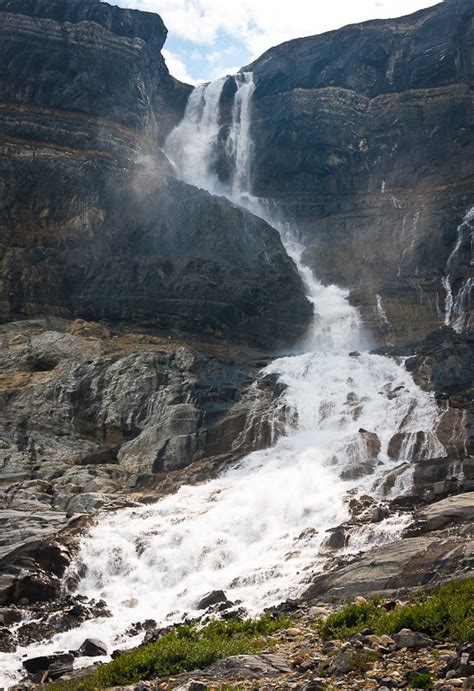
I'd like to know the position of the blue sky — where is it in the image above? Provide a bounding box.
[107,0,442,84]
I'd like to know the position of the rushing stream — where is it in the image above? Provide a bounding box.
[0,73,446,687]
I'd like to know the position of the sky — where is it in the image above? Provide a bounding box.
[107,0,442,84]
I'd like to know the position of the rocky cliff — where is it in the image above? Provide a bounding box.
[0,0,312,349]
[240,0,474,344]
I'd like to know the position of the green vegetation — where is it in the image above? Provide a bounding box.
[347,650,379,673]
[319,577,474,642]
[49,614,289,691]
[408,672,434,689]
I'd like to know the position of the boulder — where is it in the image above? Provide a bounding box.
[202,654,291,680]
[393,628,433,650]
[196,590,232,610]
[23,652,74,680]
[78,638,108,657]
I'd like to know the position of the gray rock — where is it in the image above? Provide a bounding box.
[78,638,108,657]
[203,654,291,679]
[328,649,358,675]
[304,494,474,600]
[301,680,327,691]
[393,628,433,650]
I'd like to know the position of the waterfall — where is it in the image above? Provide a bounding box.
[0,73,446,687]
[443,207,474,332]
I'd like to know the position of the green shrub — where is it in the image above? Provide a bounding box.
[408,671,434,689]
[319,578,474,642]
[49,614,289,691]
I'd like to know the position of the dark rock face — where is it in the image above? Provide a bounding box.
[0,0,188,140]
[0,0,311,350]
[244,0,474,344]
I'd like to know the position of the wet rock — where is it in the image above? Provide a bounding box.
[303,495,474,600]
[23,652,74,680]
[78,638,108,657]
[0,539,73,605]
[393,629,433,650]
[359,430,382,459]
[197,590,232,610]
[324,526,347,550]
[341,462,376,481]
[0,606,22,626]
[0,627,15,652]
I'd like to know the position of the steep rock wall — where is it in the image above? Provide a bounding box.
[243,0,474,344]
[0,0,312,349]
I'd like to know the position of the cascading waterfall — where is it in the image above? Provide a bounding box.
[0,73,446,687]
[443,207,474,332]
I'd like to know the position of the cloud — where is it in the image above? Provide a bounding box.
[109,0,442,80]
[162,49,198,84]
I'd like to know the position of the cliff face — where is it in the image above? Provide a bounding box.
[0,0,312,349]
[246,0,474,344]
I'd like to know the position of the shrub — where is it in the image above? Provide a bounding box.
[408,671,434,689]
[49,614,289,691]
[319,577,474,642]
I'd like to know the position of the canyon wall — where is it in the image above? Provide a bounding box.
[0,0,311,349]
[240,0,473,344]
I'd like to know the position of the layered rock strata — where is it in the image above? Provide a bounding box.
[0,0,312,349]
[216,0,474,344]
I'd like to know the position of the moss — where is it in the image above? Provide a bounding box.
[319,577,474,643]
[49,614,290,691]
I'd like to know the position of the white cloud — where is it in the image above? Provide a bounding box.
[118,0,441,55]
[162,49,198,84]
[111,0,442,80]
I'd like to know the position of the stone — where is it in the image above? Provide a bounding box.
[23,652,74,679]
[78,638,108,657]
[393,629,433,650]
[202,654,291,679]
[0,628,15,652]
[303,495,474,600]
[196,590,232,610]
[174,683,209,691]
[301,680,328,691]
[328,649,358,675]
[308,606,331,620]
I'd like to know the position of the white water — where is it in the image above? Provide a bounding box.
[443,207,474,332]
[0,73,446,687]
